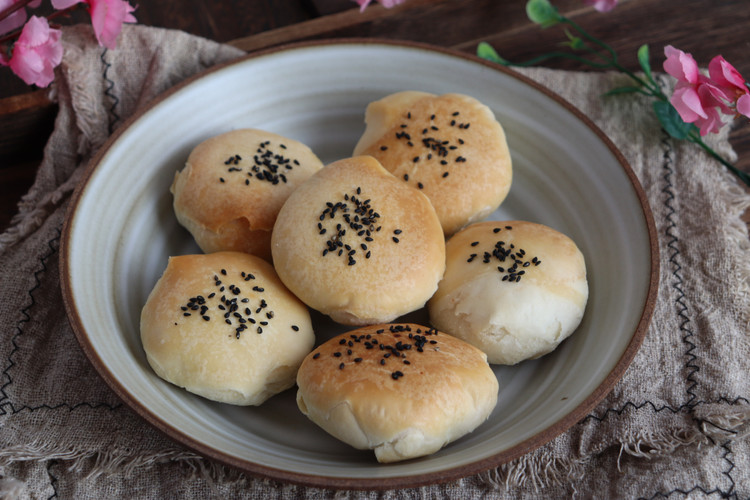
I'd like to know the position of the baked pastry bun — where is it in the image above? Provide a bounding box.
[296,323,498,463]
[353,91,512,235]
[271,155,445,325]
[428,221,588,365]
[171,129,324,261]
[140,251,314,405]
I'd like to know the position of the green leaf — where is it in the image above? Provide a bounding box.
[653,100,696,140]
[637,44,654,83]
[526,0,561,28]
[476,42,509,64]
[563,28,585,50]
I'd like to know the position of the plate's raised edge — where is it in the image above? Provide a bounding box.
[59,38,660,491]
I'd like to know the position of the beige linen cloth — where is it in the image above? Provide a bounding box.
[0,24,748,499]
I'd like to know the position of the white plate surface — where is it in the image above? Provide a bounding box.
[61,40,657,489]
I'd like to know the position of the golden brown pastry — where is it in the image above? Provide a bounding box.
[296,323,498,463]
[428,221,588,365]
[140,251,315,405]
[271,155,445,325]
[353,91,512,235]
[171,129,324,261]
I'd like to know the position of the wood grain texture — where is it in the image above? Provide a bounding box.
[1,0,749,231]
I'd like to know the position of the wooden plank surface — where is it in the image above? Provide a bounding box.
[1,0,749,232]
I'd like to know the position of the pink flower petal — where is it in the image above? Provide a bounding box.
[695,107,723,136]
[88,0,137,49]
[582,0,618,12]
[708,55,746,91]
[51,0,83,8]
[8,16,63,87]
[353,0,404,10]
[736,94,750,119]
[0,8,26,35]
[697,81,732,115]
[670,86,708,122]
[377,0,406,7]
[663,45,699,84]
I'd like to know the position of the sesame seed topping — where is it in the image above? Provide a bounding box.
[464,227,540,283]
[175,266,274,339]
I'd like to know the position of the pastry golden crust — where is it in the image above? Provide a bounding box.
[428,221,588,365]
[296,323,498,463]
[353,91,512,235]
[171,129,324,261]
[271,155,445,325]
[140,251,315,405]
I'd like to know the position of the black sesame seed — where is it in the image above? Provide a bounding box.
[292,325,299,331]
[313,352,321,359]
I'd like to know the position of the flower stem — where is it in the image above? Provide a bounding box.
[689,131,750,186]
[559,16,665,99]
[503,50,613,69]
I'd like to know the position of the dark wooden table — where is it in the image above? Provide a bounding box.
[2,0,749,232]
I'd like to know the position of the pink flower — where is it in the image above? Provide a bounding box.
[582,0,617,12]
[51,0,136,49]
[663,46,724,135]
[354,0,406,12]
[663,45,750,135]
[0,0,42,36]
[707,55,750,119]
[0,15,62,87]
[663,45,700,86]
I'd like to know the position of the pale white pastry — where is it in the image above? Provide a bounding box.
[171,129,324,261]
[140,251,315,405]
[353,91,512,235]
[271,155,445,325]
[295,323,499,463]
[428,221,588,365]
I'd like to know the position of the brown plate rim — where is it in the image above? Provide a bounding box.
[60,38,659,490]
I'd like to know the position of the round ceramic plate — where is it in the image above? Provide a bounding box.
[61,40,658,489]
